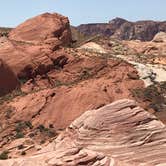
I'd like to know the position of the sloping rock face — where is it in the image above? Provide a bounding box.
[0,59,19,96]
[0,13,72,79]
[1,99,166,165]
[9,13,72,45]
[3,57,144,127]
[77,18,166,41]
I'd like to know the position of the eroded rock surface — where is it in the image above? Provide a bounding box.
[1,99,166,165]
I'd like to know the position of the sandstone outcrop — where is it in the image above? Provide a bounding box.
[0,13,72,79]
[0,59,19,96]
[9,13,72,45]
[1,99,166,165]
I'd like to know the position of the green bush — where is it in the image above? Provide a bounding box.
[15,132,24,139]
[0,151,9,160]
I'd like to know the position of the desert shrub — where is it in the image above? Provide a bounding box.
[37,125,56,138]
[15,121,33,133]
[15,121,33,139]
[0,151,9,160]
[15,132,24,139]
[131,82,166,112]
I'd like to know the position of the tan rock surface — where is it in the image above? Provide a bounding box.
[1,99,166,165]
[153,32,166,42]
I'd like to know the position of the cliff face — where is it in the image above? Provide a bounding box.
[77,18,166,41]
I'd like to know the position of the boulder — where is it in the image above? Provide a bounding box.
[9,13,72,46]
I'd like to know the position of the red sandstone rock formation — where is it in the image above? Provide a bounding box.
[9,13,72,45]
[0,13,72,79]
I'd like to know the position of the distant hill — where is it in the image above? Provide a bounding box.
[76,18,166,41]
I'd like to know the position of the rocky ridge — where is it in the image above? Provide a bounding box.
[77,17,166,41]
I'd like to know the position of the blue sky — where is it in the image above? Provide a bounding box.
[0,0,166,27]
